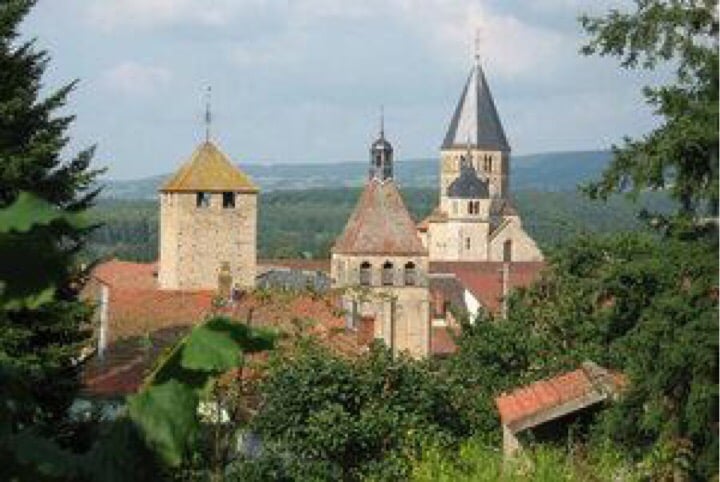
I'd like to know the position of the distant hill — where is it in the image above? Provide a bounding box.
[98,150,612,200]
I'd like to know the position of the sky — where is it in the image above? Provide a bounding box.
[21,0,667,180]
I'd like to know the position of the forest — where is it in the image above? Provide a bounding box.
[84,188,673,262]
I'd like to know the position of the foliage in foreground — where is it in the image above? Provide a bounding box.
[2,305,276,480]
[581,0,718,217]
[449,231,718,480]
[229,341,472,482]
[0,0,101,432]
[411,438,636,482]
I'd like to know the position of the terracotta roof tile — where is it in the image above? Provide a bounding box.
[333,179,427,256]
[430,326,458,355]
[495,363,625,430]
[429,261,545,313]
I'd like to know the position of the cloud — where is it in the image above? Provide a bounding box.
[102,61,172,95]
[85,0,259,31]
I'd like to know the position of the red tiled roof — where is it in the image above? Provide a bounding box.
[333,179,427,256]
[495,362,624,431]
[431,326,458,355]
[85,260,215,341]
[430,261,545,313]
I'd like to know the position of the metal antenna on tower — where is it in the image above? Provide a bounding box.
[380,104,385,138]
[204,86,212,142]
[474,28,481,65]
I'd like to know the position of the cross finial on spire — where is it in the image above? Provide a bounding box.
[204,85,212,143]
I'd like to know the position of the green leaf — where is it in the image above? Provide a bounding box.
[181,322,244,372]
[0,192,80,233]
[127,380,199,467]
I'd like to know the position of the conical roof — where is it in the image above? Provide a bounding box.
[160,141,258,193]
[333,179,426,256]
[442,63,509,151]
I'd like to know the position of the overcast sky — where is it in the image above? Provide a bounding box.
[22,0,666,180]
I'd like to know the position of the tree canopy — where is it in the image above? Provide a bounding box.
[581,0,718,218]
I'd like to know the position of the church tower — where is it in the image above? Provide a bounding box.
[158,140,259,290]
[331,119,430,357]
[440,53,510,203]
[418,47,543,264]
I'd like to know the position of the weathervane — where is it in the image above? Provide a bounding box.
[204,85,212,142]
[474,28,481,65]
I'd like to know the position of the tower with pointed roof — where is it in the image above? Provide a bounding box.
[418,49,543,263]
[332,122,430,357]
[158,140,259,290]
[440,52,509,202]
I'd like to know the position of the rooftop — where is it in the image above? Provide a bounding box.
[442,62,509,151]
[333,179,427,256]
[430,261,546,313]
[495,362,626,433]
[160,141,258,193]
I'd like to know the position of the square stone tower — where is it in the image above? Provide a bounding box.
[331,123,430,357]
[158,141,258,291]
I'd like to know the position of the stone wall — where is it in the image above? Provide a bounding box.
[159,191,257,290]
[440,147,509,200]
[488,216,543,262]
[331,252,430,357]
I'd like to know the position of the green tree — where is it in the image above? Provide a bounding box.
[459,233,718,479]
[0,0,102,431]
[240,341,470,481]
[581,0,718,217]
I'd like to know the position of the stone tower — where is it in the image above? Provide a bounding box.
[331,122,430,357]
[418,54,543,263]
[158,141,259,290]
[440,56,510,203]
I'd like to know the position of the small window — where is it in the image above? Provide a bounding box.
[359,262,371,286]
[196,192,210,208]
[468,201,474,214]
[503,240,512,262]
[222,192,235,208]
[382,261,394,286]
[466,237,471,250]
[404,262,416,286]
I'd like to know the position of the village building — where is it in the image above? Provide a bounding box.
[331,121,431,358]
[81,53,550,395]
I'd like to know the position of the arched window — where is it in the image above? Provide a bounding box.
[467,201,474,214]
[404,262,417,286]
[473,201,480,215]
[503,240,512,262]
[465,237,471,250]
[382,261,394,286]
[360,261,371,286]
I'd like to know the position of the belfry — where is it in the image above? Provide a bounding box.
[418,50,543,263]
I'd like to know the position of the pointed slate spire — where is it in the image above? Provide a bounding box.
[441,60,510,151]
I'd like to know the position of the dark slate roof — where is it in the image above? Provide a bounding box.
[446,160,490,199]
[442,63,510,151]
[333,179,427,256]
[371,136,393,152]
